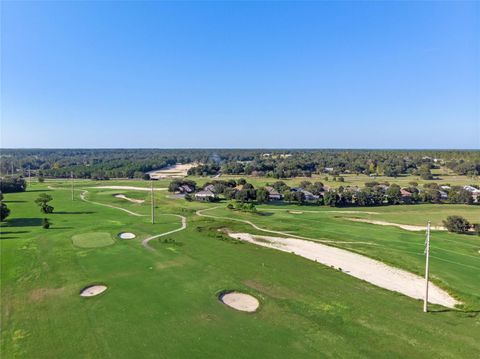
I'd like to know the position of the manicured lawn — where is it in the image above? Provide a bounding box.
[1,181,479,358]
[71,232,115,248]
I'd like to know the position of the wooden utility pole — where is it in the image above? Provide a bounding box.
[151,180,155,224]
[423,221,431,313]
[71,171,75,201]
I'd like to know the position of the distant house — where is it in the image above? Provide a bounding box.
[292,187,319,201]
[377,184,389,192]
[439,190,448,200]
[178,185,194,194]
[464,185,480,203]
[463,185,480,193]
[324,167,334,172]
[204,184,216,192]
[195,189,216,201]
[400,188,412,201]
[265,186,282,200]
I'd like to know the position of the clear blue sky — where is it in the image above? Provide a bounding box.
[1,1,479,149]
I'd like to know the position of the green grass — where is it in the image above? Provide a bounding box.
[71,232,115,248]
[1,180,479,358]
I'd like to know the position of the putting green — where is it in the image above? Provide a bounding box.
[71,232,115,248]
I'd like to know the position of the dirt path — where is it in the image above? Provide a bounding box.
[345,218,446,231]
[80,191,146,217]
[142,215,187,250]
[227,232,460,308]
[196,207,373,245]
[114,194,145,204]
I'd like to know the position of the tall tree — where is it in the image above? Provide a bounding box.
[35,193,54,213]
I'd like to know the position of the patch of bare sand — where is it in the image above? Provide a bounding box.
[227,232,460,308]
[345,218,446,231]
[220,292,260,312]
[119,232,136,239]
[80,285,107,297]
[147,163,198,179]
[114,194,145,203]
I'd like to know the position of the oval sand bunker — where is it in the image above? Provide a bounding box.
[80,285,107,297]
[220,292,259,312]
[119,232,136,239]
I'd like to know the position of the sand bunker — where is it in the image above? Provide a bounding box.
[114,194,145,203]
[345,218,446,231]
[289,211,304,214]
[219,291,259,312]
[80,285,107,297]
[227,232,460,308]
[119,232,136,239]
[147,163,198,179]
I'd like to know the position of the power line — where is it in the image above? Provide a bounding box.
[151,180,155,224]
[424,221,431,313]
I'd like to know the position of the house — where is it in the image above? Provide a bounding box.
[195,189,216,201]
[400,188,412,201]
[178,184,194,194]
[265,186,282,200]
[302,190,319,201]
[204,184,216,192]
[464,185,480,203]
[463,185,480,193]
[291,187,319,201]
[439,190,448,200]
[377,184,389,192]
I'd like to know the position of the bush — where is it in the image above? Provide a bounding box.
[42,218,50,229]
[443,216,471,234]
[0,177,27,193]
[0,193,10,221]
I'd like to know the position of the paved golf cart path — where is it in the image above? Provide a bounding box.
[197,207,460,308]
[141,215,187,250]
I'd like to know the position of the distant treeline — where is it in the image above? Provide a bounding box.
[1,149,479,179]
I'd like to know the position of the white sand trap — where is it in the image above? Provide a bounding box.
[228,232,460,308]
[80,285,107,297]
[346,218,446,231]
[119,232,136,239]
[147,163,198,179]
[91,186,167,191]
[114,194,145,203]
[289,211,304,214]
[220,292,259,312]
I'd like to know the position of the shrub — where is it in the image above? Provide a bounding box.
[443,216,471,234]
[42,218,50,229]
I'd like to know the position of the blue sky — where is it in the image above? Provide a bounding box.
[1,1,478,149]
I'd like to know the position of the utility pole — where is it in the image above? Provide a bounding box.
[71,171,75,201]
[423,221,431,313]
[151,180,155,224]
